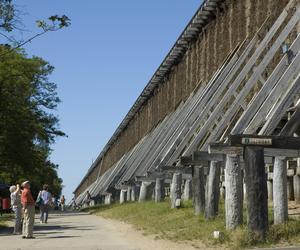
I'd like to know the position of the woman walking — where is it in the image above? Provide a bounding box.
[37,184,52,224]
[9,184,22,234]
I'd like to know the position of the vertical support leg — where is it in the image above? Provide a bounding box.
[205,161,221,219]
[127,187,132,202]
[294,162,300,204]
[171,173,182,209]
[193,166,206,215]
[139,182,154,202]
[273,157,288,224]
[155,178,165,203]
[267,180,273,201]
[225,154,243,230]
[287,176,294,201]
[183,179,192,201]
[244,146,268,240]
[120,190,126,204]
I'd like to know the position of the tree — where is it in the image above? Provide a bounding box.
[0,45,65,197]
[0,0,70,57]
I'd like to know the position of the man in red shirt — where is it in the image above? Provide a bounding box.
[21,181,35,239]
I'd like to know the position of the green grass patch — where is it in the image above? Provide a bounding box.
[83,201,300,249]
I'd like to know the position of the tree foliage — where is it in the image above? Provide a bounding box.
[0,46,65,198]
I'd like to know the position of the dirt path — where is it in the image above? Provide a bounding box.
[0,212,198,250]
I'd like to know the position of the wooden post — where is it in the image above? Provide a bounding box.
[267,180,273,201]
[244,146,268,240]
[104,193,112,205]
[183,179,192,201]
[294,175,300,204]
[155,178,165,203]
[131,185,139,202]
[225,154,243,230]
[294,162,300,204]
[171,173,182,209]
[205,161,221,219]
[287,176,294,201]
[120,190,127,204]
[273,156,288,224]
[139,182,154,202]
[193,166,206,215]
[127,187,132,202]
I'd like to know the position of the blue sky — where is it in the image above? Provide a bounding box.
[11,1,201,201]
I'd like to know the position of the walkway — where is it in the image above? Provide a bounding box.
[0,212,196,250]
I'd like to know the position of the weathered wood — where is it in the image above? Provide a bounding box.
[244,147,268,240]
[183,179,192,201]
[205,161,221,219]
[294,172,300,204]
[228,134,300,150]
[104,193,112,205]
[155,178,165,202]
[139,182,155,202]
[287,176,295,201]
[267,180,273,201]
[281,105,300,136]
[170,173,182,209]
[193,166,206,215]
[273,157,288,224]
[131,185,139,202]
[225,155,243,230]
[127,187,132,202]
[120,190,127,204]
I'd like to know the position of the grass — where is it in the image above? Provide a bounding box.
[0,213,13,229]
[82,200,300,249]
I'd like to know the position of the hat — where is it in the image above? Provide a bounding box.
[21,181,30,187]
[9,185,16,193]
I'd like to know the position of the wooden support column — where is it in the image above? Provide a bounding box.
[225,154,243,230]
[104,193,112,205]
[294,162,300,204]
[139,182,154,202]
[287,176,294,201]
[273,156,288,224]
[244,146,268,240]
[193,166,206,215]
[267,180,273,201]
[131,185,139,202]
[170,173,182,209]
[120,190,127,204]
[155,178,165,203]
[205,161,221,219]
[127,187,132,202]
[183,179,192,201]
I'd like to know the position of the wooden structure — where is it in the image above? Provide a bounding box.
[74,0,300,239]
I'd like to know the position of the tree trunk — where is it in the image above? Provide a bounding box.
[193,166,206,215]
[155,178,165,202]
[171,173,182,209]
[273,156,288,224]
[244,146,268,240]
[205,161,221,219]
[225,154,243,230]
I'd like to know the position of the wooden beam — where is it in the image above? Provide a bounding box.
[228,134,300,150]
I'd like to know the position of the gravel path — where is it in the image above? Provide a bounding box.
[0,212,197,250]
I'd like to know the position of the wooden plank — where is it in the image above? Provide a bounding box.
[184,6,298,155]
[202,9,300,149]
[259,73,300,135]
[228,134,300,149]
[232,34,300,135]
[280,105,300,136]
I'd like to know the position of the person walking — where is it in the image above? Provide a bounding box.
[21,181,35,239]
[9,184,22,234]
[37,184,52,224]
[60,195,66,212]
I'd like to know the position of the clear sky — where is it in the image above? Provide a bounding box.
[12,1,201,201]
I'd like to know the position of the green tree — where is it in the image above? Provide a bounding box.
[0,45,65,198]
